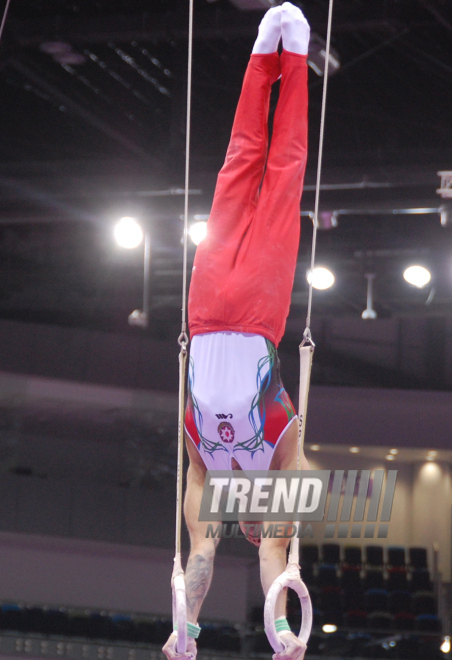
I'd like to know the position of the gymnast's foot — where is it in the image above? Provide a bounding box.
[252,6,282,54]
[273,631,307,660]
[281,2,310,56]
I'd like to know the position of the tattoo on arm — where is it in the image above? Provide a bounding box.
[185,552,215,619]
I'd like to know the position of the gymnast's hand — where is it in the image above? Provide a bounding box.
[162,632,197,660]
[273,632,307,660]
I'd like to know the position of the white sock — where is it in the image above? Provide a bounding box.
[281,2,310,55]
[252,6,282,54]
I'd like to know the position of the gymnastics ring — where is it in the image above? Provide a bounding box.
[264,562,312,655]
[172,559,188,654]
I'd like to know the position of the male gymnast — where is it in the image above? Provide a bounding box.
[163,4,310,659]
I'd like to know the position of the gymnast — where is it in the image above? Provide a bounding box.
[163,4,310,659]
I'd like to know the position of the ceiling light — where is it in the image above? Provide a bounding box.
[389,449,398,455]
[189,221,207,246]
[440,636,451,654]
[310,445,321,451]
[427,450,438,457]
[349,447,360,454]
[403,265,431,288]
[322,624,338,634]
[114,217,143,249]
[307,267,335,290]
[362,273,377,320]
[385,454,396,461]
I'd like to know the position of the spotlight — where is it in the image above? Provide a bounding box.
[403,265,431,288]
[307,267,335,290]
[385,454,396,461]
[114,217,143,249]
[189,221,207,246]
[310,445,321,451]
[349,447,360,454]
[322,624,338,634]
[389,449,398,455]
[441,636,451,654]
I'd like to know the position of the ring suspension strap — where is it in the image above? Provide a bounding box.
[304,0,334,345]
[264,0,335,655]
[0,0,12,43]
[172,0,194,654]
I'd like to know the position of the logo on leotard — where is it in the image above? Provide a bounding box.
[215,413,233,420]
[217,421,235,443]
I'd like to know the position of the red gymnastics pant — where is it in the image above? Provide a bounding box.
[188,50,308,348]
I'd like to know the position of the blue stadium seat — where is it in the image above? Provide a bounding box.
[415,614,442,632]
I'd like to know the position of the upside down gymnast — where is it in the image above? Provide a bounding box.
[163,4,311,660]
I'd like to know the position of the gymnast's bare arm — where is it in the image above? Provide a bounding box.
[162,438,219,660]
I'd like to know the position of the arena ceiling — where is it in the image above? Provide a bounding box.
[0,0,451,391]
